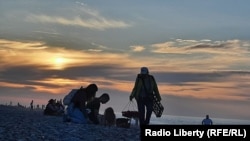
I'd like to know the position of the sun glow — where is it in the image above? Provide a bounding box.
[53,57,65,70]
[55,57,64,64]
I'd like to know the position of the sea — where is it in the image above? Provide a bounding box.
[150,114,250,125]
[115,113,250,125]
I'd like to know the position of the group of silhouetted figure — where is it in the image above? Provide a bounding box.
[43,99,65,116]
[39,67,213,127]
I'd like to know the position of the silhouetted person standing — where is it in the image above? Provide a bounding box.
[30,100,34,110]
[130,67,161,125]
[202,114,213,125]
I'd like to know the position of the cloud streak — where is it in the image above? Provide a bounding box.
[147,39,250,71]
[26,14,131,30]
[151,39,250,55]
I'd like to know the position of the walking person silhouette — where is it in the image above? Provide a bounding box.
[130,67,161,125]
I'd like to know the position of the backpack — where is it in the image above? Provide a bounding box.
[63,89,78,105]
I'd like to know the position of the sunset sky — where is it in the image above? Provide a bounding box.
[0,0,250,120]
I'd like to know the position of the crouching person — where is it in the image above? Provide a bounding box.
[86,93,110,124]
[65,84,98,124]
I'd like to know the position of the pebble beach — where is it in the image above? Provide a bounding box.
[0,105,140,141]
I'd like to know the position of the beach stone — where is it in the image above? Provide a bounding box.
[0,105,140,141]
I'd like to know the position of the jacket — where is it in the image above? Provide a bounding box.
[130,74,161,101]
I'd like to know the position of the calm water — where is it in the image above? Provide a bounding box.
[150,114,250,125]
[116,113,250,125]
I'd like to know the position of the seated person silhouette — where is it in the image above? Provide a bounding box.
[44,99,62,116]
[86,93,110,124]
[104,107,116,127]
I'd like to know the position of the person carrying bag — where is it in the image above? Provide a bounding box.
[129,67,163,125]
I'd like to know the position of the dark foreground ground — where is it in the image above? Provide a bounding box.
[0,105,140,141]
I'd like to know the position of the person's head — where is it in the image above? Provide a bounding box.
[48,99,56,104]
[140,67,149,75]
[99,93,110,104]
[206,115,209,119]
[85,83,98,100]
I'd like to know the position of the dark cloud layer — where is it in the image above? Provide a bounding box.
[2,62,250,89]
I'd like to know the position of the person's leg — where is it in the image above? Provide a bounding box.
[136,98,145,125]
[70,108,87,124]
[145,97,153,125]
[88,111,95,123]
[88,111,99,124]
[67,103,87,124]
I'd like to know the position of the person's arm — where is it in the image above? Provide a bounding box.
[202,119,206,125]
[151,75,161,101]
[130,75,140,100]
[72,91,88,117]
[93,99,100,116]
[80,95,89,117]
